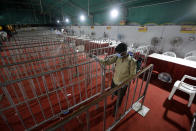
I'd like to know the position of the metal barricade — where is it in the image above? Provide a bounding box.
[7,34,65,45]
[1,41,64,54]
[1,40,62,48]
[0,32,114,130]
[0,58,106,130]
[1,32,152,130]
[0,44,74,65]
[46,64,153,131]
[0,51,89,82]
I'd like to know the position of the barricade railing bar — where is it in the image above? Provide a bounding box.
[0,45,74,65]
[14,33,61,37]
[1,41,64,51]
[0,43,71,59]
[8,35,65,44]
[5,34,64,39]
[0,45,115,84]
[0,49,116,85]
[0,45,71,58]
[0,51,89,83]
[1,40,64,47]
[9,37,64,42]
[11,37,65,42]
[0,43,74,58]
[0,50,87,69]
[13,33,64,37]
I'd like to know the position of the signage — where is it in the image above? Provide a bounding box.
[180,26,196,34]
[138,26,147,32]
[106,26,111,30]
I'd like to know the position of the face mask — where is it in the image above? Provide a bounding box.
[116,53,122,58]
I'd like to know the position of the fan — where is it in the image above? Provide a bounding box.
[103,32,108,39]
[76,45,85,52]
[132,43,138,49]
[90,32,96,39]
[70,30,75,35]
[150,37,161,52]
[170,37,183,51]
[188,36,195,41]
[80,30,84,36]
[117,34,124,41]
[91,32,95,37]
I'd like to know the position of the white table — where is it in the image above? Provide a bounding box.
[149,53,196,69]
[147,53,196,85]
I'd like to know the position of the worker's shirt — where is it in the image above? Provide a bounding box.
[100,55,137,86]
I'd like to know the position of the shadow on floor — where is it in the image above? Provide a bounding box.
[163,99,193,131]
[150,78,196,104]
[114,111,138,130]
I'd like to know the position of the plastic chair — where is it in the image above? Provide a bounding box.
[191,113,196,131]
[168,75,196,107]
[162,51,176,57]
[75,45,84,52]
[184,50,196,58]
[184,56,196,62]
[158,72,172,83]
[136,45,150,55]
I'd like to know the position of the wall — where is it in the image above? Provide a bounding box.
[67,25,196,58]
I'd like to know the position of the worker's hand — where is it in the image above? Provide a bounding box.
[94,56,100,62]
[88,53,93,58]
[128,51,133,56]
[89,54,95,58]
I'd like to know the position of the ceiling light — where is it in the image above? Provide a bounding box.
[65,18,69,23]
[110,9,119,18]
[57,20,60,23]
[80,15,85,21]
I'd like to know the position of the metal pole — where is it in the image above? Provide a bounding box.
[131,77,139,107]
[140,67,153,107]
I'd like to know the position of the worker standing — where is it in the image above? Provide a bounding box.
[96,43,137,116]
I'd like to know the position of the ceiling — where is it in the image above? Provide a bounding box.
[0,0,195,25]
[0,0,185,18]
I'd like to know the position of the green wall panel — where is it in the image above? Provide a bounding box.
[127,0,196,24]
[0,10,50,25]
[93,0,196,25]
